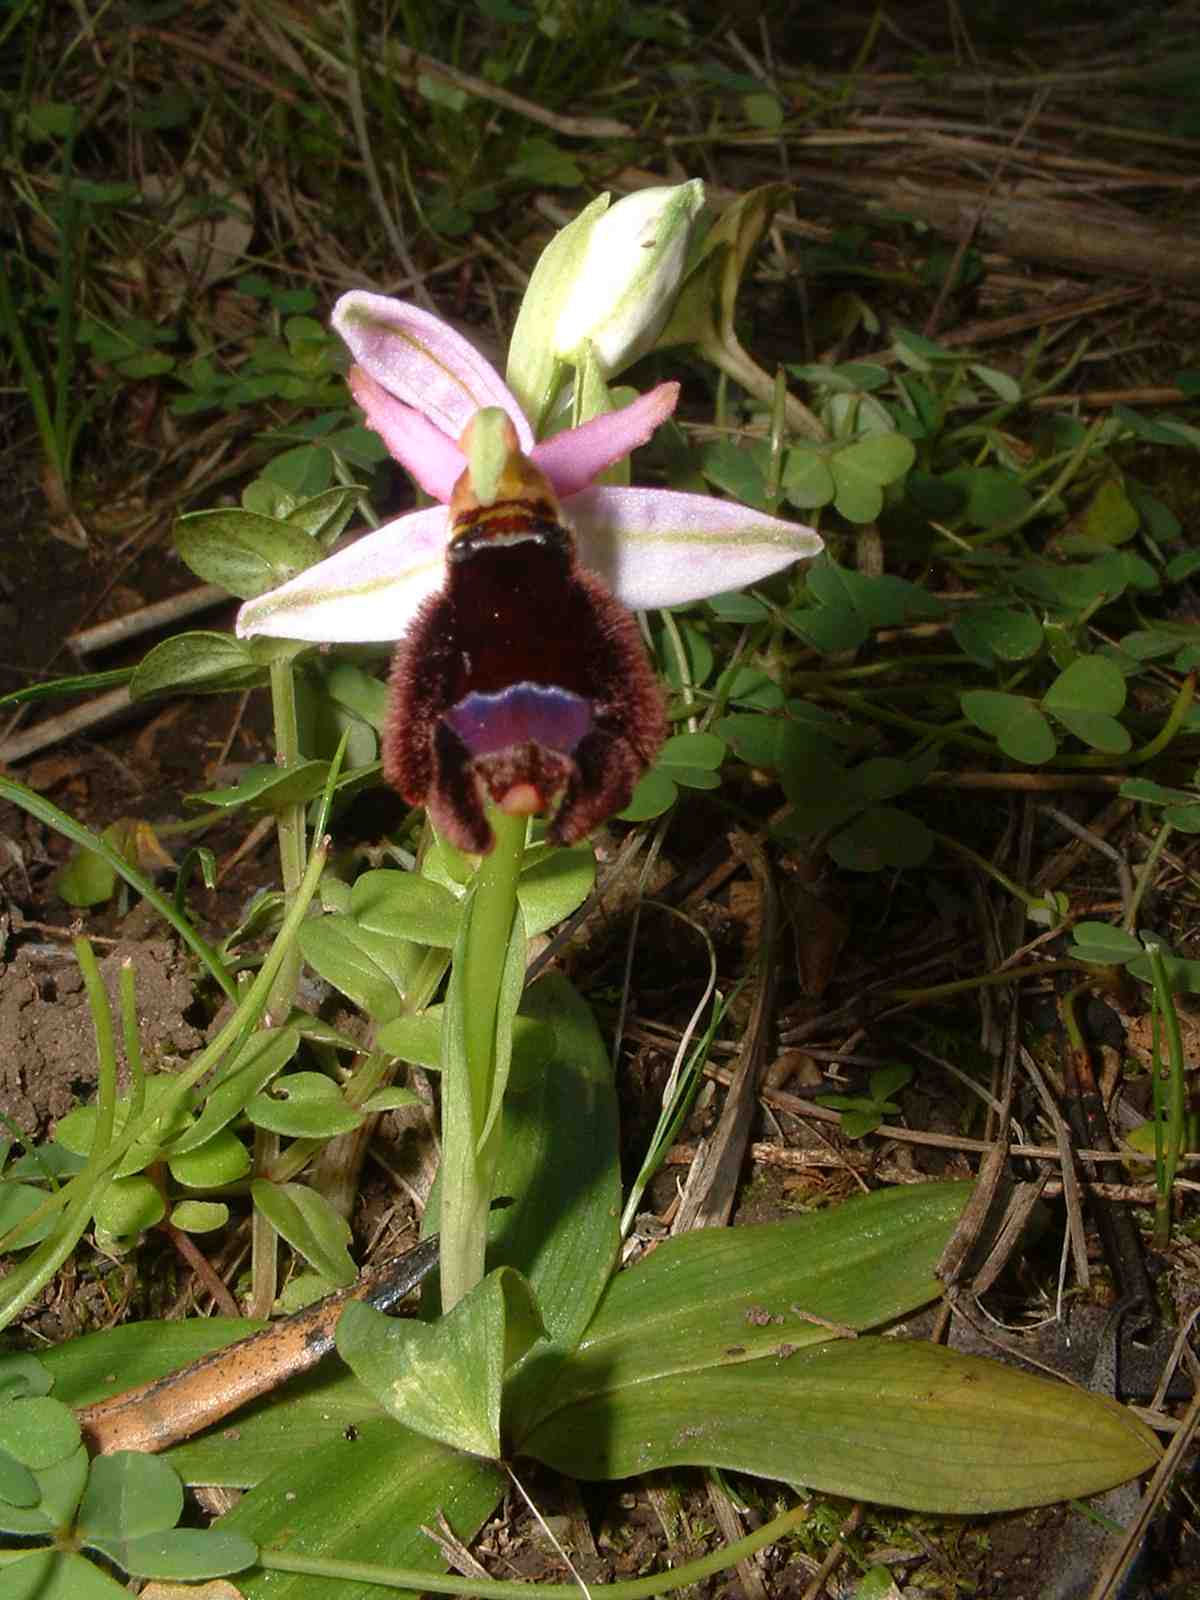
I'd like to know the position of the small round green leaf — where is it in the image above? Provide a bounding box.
[829,805,934,872]
[0,1355,53,1404]
[618,768,677,821]
[1043,656,1126,717]
[0,1183,58,1249]
[93,1175,167,1238]
[0,1397,80,1469]
[246,1073,364,1138]
[76,1451,183,1541]
[376,1011,443,1070]
[0,1446,39,1508]
[169,1200,230,1233]
[960,691,1056,764]
[351,870,463,947]
[5,1550,129,1600]
[781,446,836,509]
[167,1127,251,1188]
[90,1527,259,1580]
[952,605,1043,667]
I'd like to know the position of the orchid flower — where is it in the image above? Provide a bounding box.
[237,293,822,851]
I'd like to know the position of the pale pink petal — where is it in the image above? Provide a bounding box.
[568,486,823,610]
[235,507,451,643]
[531,382,680,498]
[349,368,465,502]
[333,292,534,452]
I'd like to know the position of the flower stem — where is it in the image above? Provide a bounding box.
[440,809,526,1311]
[266,656,307,1025]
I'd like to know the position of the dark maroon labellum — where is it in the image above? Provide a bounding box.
[383,446,664,855]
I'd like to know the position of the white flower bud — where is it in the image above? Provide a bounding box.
[552,180,705,376]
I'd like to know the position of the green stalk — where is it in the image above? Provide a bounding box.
[1144,941,1186,1248]
[440,809,526,1311]
[266,656,307,1024]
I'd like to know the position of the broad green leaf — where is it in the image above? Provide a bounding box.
[166,1028,299,1155]
[130,633,268,699]
[297,915,417,1023]
[351,869,462,947]
[246,1072,364,1138]
[189,761,330,814]
[175,510,320,599]
[486,977,621,1360]
[43,1321,254,1410]
[522,1338,1158,1512]
[250,1181,356,1286]
[87,1528,258,1581]
[76,1451,183,1541]
[0,1397,80,1469]
[517,1181,969,1440]
[960,691,1056,764]
[517,846,596,936]
[337,1266,543,1459]
[215,1417,505,1600]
